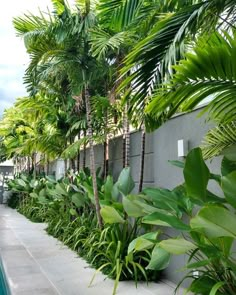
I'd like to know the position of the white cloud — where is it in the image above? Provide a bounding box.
[0,0,74,115]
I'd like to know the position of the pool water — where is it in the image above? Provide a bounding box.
[0,260,10,295]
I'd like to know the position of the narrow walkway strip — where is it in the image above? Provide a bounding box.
[0,205,183,295]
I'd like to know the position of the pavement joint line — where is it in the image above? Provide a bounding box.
[10,223,62,295]
[0,205,186,295]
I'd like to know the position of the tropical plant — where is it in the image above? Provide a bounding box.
[119,0,236,109]
[146,31,236,159]
[128,147,236,294]
[7,166,164,294]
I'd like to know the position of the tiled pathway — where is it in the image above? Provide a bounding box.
[0,205,185,295]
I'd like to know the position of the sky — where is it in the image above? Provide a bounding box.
[0,0,73,117]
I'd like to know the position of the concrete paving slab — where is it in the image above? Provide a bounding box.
[0,205,187,295]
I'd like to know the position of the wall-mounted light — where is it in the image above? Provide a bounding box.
[177,139,188,157]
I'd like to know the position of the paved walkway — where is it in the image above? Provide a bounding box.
[0,205,184,295]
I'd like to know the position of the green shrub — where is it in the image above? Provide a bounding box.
[130,148,236,295]
[6,168,163,294]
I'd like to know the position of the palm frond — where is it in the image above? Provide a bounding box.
[98,0,143,31]
[202,121,236,159]
[62,137,88,159]
[90,29,131,59]
[120,0,236,111]
[147,31,236,126]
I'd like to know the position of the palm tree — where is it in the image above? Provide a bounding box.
[96,0,190,188]
[0,96,72,174]
[104,0,236,178]
[119,0,236,110]
[13,0,105,228]
[93,0,140,169]
[146,31,236,158]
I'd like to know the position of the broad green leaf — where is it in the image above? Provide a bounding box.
[186,259,212,269]
[69,208,77,216]
[30,179,38,188]
[159,238,197,255]
[143,187,179,213]
[45,175,56,183]
[100,200,111,206]
[133,200,161,215]
[146,244,170,270]
[132,238,154,253]
[222,171,236,209]
[29,192,38,199]
[209,173,221,184]
[205,190,225,204]
[168,160,184,168]
[184,148,210,202]
[221,156,236,176]
[221,145,236,161]
[82,183,94,202]
[128,232,159,254]
[116,167,135,196]
[142,212,190,231]
[123,195,145,217]
[100,206,125,224]
[70,184,81,192]
[190,205,236,238]
[103,175,113,201]
[188,277,217,294]
[46,187,57,197]
[215,237,234,257]
[210,282,226,295]
[39,188,46,198]
[20,175,28,182]
[17,179,27,187]
[55,183,67,196]
[112,202,123,212]
[38,196,48,204]
[111,182,120,201]
[72,193,85,208]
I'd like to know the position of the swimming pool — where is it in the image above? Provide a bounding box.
[0,259,10,295]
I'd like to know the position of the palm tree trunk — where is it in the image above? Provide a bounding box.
[19,158,22,173]
[103,111,109,179]
[138,125,146,193]
[64,159,68,175]
[103,139,109,179]
[84,85,103,229]
[46,159,50,175]
[69,137,76,171]
[77,153,80,172]
[27,156,30,173]
[77,132,80,172]
[123,130,126,168]
[125,124,130,168]
[14,158,18,175]
[123,103,130,168]
[44,154,47,175]
[32,153,37,179]
[83,129,86,169]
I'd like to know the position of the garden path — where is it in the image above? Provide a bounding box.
[0,205,184,295]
